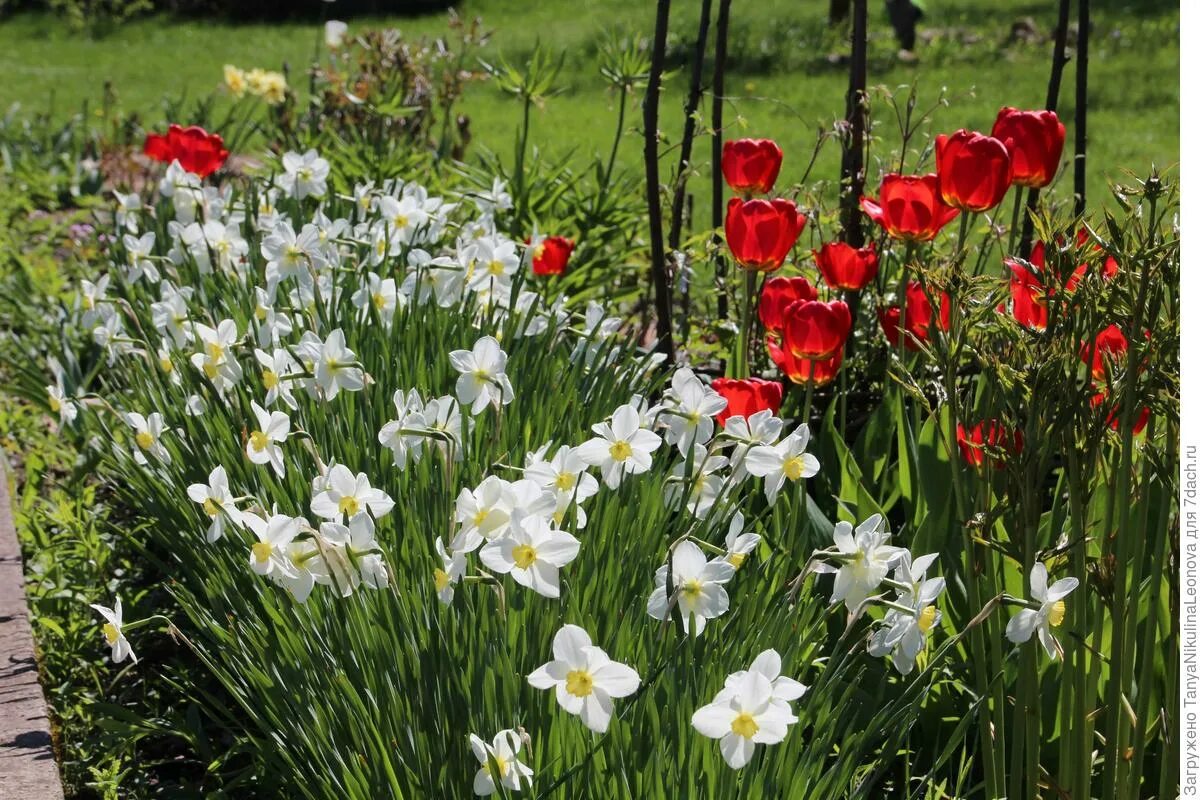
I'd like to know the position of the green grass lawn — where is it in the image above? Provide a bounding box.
[0,0,1179,208]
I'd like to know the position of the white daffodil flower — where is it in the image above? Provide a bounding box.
[46,368,78,427]
[89,598,136,664]
[691,670,798,769]
[246,401,289,478]
[1006,562,1079,660]
[311,329,364,401]
[660,368,728,453]
[449,336,514,415]
[744,425,820,505]
[646,540,735,635]
[527,624,641,733]
[723,511,761,570]
[277,149,330,200]
[523,444,600,510]
[313,514,389,592]
[125,412,170,465]
[191,320,243,393]
[252,286,293,347]
[311,464,395,522]
[114,190,142,233]
[480,512,580,598]
[424,394,465,461]
[123,231,159,284]
[868,553,946,675]
[465,235,520,292]
[577,403,663,490]
[151,289,192,347]
[254,347,299,409]
[469,729,533,796]
[434,537,466,605]
[245,513,303,579]
[262,220,321,285]
[324,19,348,48]
[186,465,244,542]
[351,272,399,326]
[821,514,906,613]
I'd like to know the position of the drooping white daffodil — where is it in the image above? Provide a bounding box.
[122,231,159,284]
[715,648,808,713]
[480,512,580,598]
[246,401,289,478]
[434,536,466,605]
[190,320,243,393]
[818,514,906,613]
[378,388,428,470]
[114,189,142,233]
[868,553,946,675]
[312,514,389,593]
[744,425,820,505]
[723,511,761,570]
[527,624,641,733]
[724,409,785,483]
[89,598,136,664]
[646,540,736,635]
[186,465,245,542]
[252,286,294,347]
[469,729,533,796]
[46,369,78,427]
[666,444,729,518]
[577,403,664,490]
[1005,562,1079,660]
[244,513,303,579]
[660,368,728,453]
[449,335,514,415]
[312,328,365,400]
[125,411,171,465]
[691,670,799,769]
[277,149,330,200]
[310,463,395,522]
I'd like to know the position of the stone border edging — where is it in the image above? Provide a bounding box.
[0,470,65,799]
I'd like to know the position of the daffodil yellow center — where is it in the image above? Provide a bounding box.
[159,357,173,372]
[102,622,119,645]
[565,669,594,698]
[609,440,632,462]
[554,473,576,491]
[472,509,488,527]
[731,711,759,739]
[263,369,279,390]
[918,605,938,632]
[434,568,450,591]
[252,541,273,563]
[782,456,806,480]
[487,259,505,276]
[512,544,537,569]
[681,578,703,599]
[372,292,387,309]
[488,754,509,778]
[255,304,269,321]
[1048,600,1066,627]
[249,430,270,452]
[393,214,409,229]
[203,360,219,379]
[206,342,225,361]
[48,394,61,412]
[135,431,154,450]
[338,496,361,517]
[728,552,747,569]
[203,497,220,517]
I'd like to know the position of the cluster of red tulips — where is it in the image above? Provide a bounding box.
[143,124,229,178]
[716,105,1148,441]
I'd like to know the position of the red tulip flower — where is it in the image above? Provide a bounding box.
[758,276,817,337]
[1080,324,1134,380]
[935,129,1013,212]
[879,282,950,350]
[956,421,1024,469]
[722,139,784,196]
[991,107,1066,189]
[712,377,784,426]
[143,124,229,178]
[528,235,574,276]
[1090,391,1150,435]
[1005,259,1050,330]
[782,299,853,360]
[768,340,844,387]
[725,198,805,272]
[860,174,959,242]
[814,241,878,291]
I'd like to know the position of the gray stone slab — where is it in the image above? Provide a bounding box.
[0,469,65,798]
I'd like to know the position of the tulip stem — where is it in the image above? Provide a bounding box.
[738,269,757,378]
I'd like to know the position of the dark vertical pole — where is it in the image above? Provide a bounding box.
[712,0,733,323]
[1019,0,1072,258]
[1073,0,1089,218]
[645,0,675,360]
[839,0,868,248]
[669,0,713,339]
